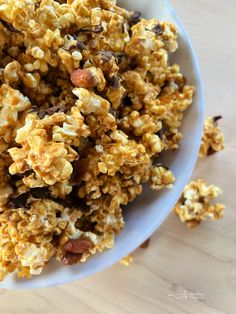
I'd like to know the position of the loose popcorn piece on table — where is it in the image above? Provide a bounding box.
[174,179,225,228]
[119,254,133,267]
[0,0,195,280]
[199,116,225,157]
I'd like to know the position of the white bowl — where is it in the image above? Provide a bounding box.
[0,0,204,289]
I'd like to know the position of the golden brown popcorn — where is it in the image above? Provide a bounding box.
[126,19,178,58]
[8,113,79,185]
[119,254,133,266]
[150,166,175,190]
[106,83,126,110]
[52,106,90,146]
[199,116,225,157]
[140,133,163,156]
[73,87,117,136]
[0,84,31,143]
[98,137,150,176]
[0,199,60,278]
[0,0,195,280]
[122,111,161,136]
[3,60,21,85]
[174,179,225,228]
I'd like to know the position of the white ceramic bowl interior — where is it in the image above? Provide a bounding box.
[0,0,204,289]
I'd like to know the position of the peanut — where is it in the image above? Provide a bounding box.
[61,252,82,265]
[70,69,95,88]
[64,237,93,254]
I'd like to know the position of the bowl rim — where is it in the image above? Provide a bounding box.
[0,0,204,289]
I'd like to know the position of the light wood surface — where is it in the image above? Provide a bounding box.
[1,1,236,313]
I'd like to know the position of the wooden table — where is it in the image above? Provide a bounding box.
[1,1,236,313]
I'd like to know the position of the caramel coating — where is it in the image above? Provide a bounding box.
[0,0,195,281]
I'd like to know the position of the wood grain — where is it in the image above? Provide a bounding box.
[1,1,236,313]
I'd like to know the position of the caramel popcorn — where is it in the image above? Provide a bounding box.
[150,165,175,190]
[174,180,225,228]
[0,0,194,280]
[199,116,225,157]
[119,254,133,267]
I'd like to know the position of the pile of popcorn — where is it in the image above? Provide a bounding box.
[0,0,195,280]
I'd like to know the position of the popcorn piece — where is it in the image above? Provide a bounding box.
[119,254,133,266]
[8,114,79,185]
[141,133,163,156]
[150,166,175,190]
[31,47,45,60]
[174,179,225,228]
[199,116,225,157]
[52,106,90,146]
[3,61,21,85]
[0,84,31,143]
[15,242,54,276]
[73,88,116,136]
